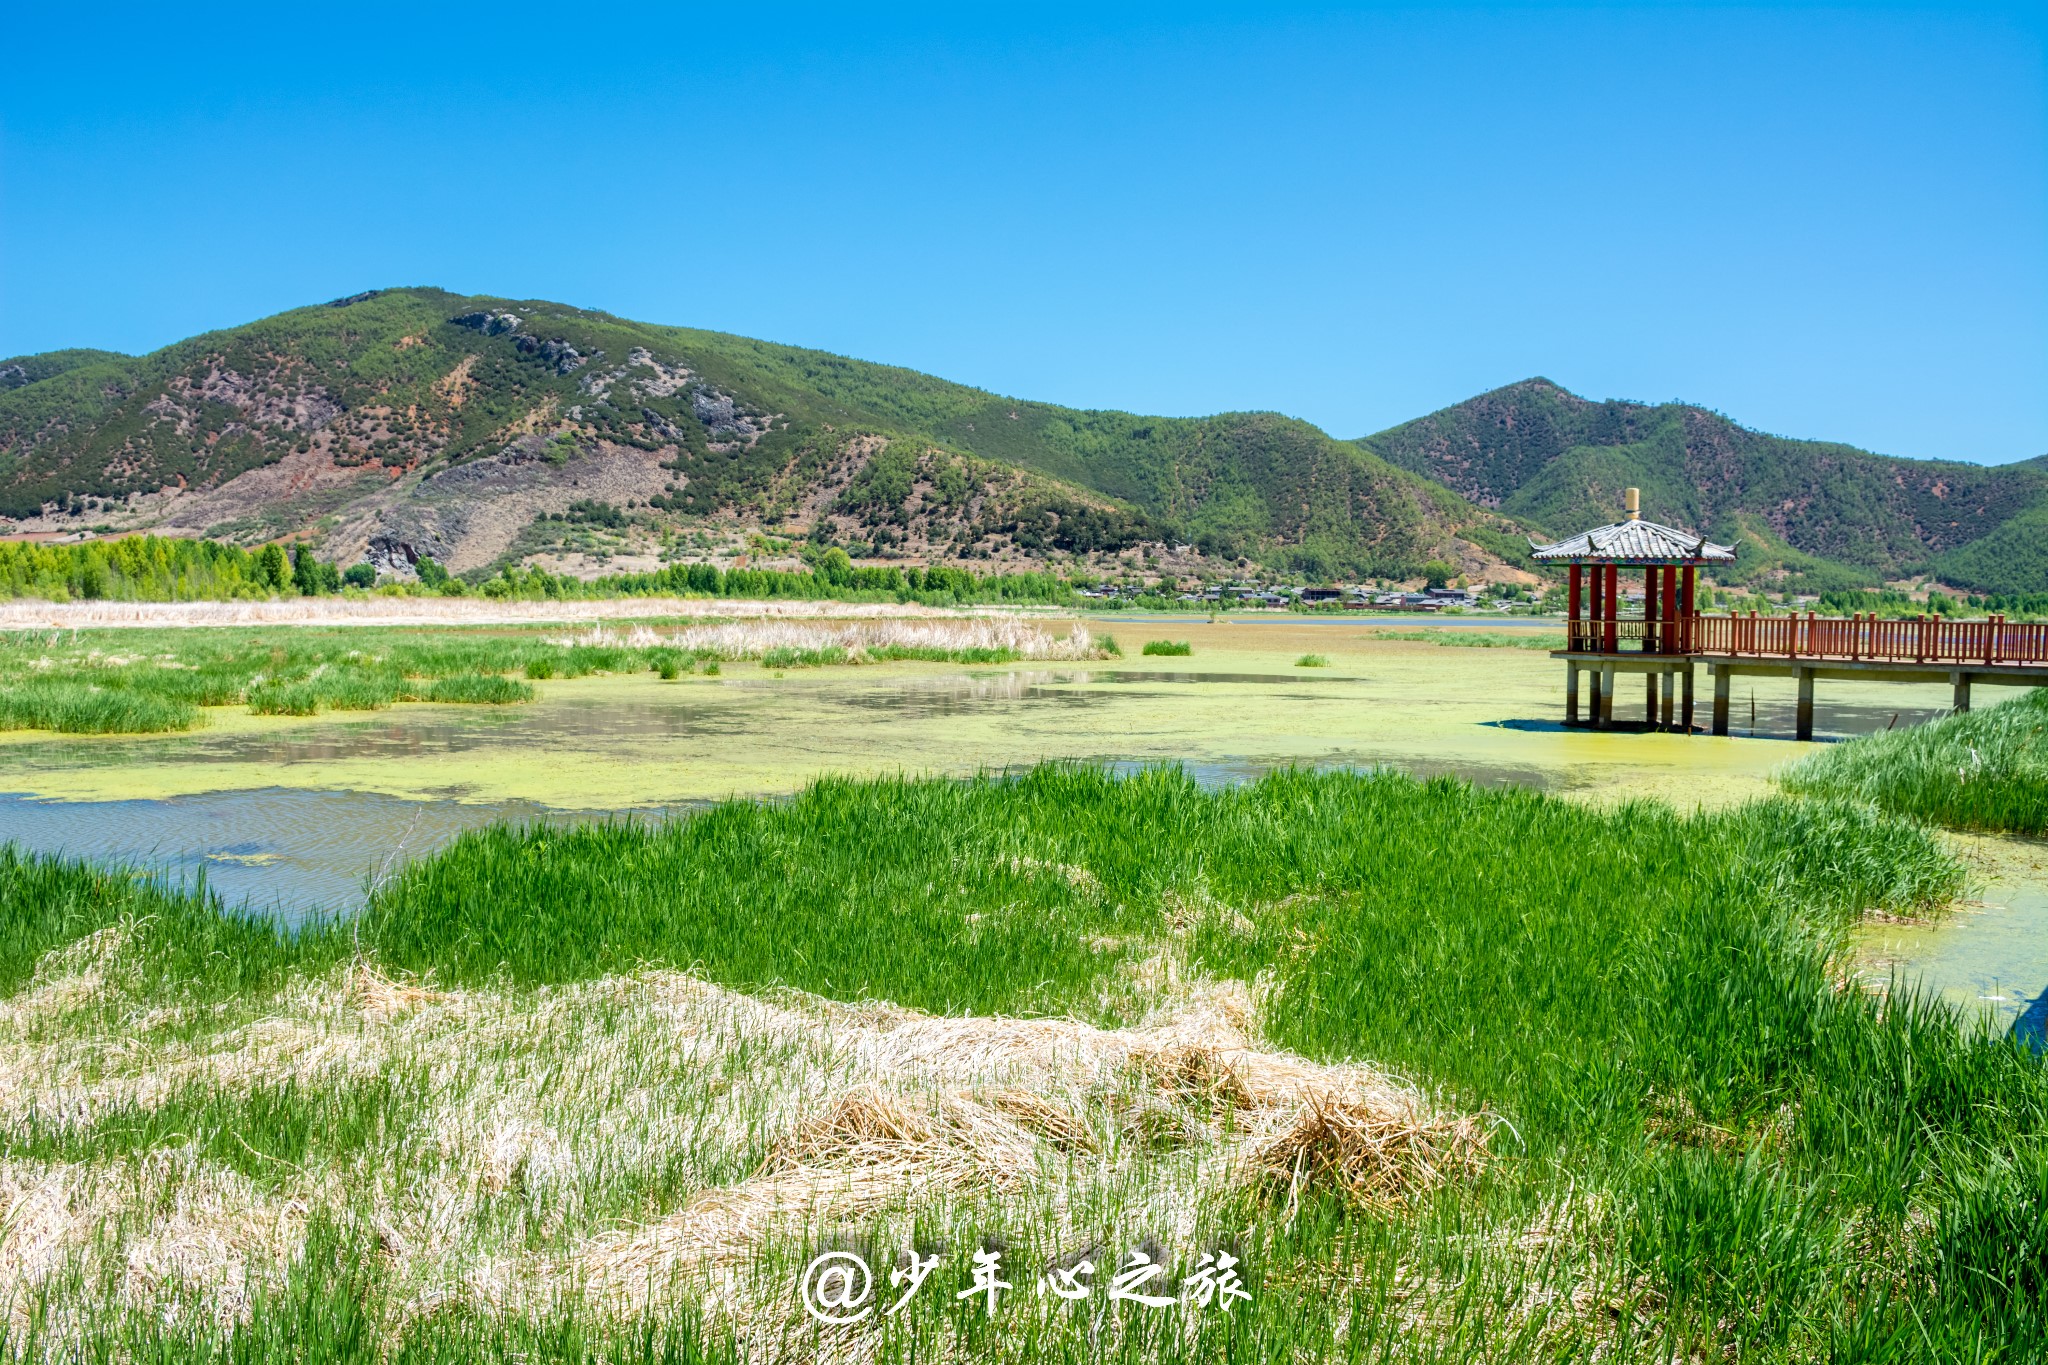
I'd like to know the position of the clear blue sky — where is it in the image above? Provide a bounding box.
[2,3,2042,462]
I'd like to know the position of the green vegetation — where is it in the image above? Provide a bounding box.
[1141,640,1192,657]
[14,292,2043,590]
[0,534,283,601]
[0,629,568,732]
[1294,653,1330,667]
[1362,378,2048,593]
[0,287,1516,580]
[0,620,1103,734]
[2,765,2038,1360]
[1375,628,1565,649]
[0,532,1080,607]
[1782,687,2048,834]
[1815,585,2048,622]
[0,678,198,734]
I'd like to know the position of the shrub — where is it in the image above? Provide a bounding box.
[1141,640,1192,657]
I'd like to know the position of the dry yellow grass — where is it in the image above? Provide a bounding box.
[0,933,1483,1352]
[553,617,1101,662]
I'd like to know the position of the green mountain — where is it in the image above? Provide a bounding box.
[1359,378,2048,593]
[6,297,2038,591]
[0,349,130,392]
[0,288,1515,582]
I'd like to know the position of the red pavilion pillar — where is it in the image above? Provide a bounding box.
[1681,565,1697,652]
[1568,565,1583,650]
[1602,565,1618,653]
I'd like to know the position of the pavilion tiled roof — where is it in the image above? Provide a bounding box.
[1528,519,1736,564]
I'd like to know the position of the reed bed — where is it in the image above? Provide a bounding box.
[1141,640,1192,657]
[0,618,1103,734]
[1781,686,2048,833]
[563,618,1104,667]
[0,766,2039,1360]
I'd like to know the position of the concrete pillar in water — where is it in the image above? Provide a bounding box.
[1599,665,1616,728]
[1681,664,1695,733]
[1953,671,1972,714]
[1646,671,1659,725]
[1660,670,1675,730]
[1712,667,1731,736]
[1566,661,1580,725]
[1796,667,1815,742]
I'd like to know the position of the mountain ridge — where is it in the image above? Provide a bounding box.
[0,288,1519,583]
[1356,378,2048,593]
[2,290,2041,591]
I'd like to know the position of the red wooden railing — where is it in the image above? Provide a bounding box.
[1568,613,2048,665]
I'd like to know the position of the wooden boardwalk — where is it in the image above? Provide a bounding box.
[1567,612,2048,667]
[1554,613,2048,739]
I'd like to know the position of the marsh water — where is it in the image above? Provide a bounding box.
[4,616,2041,1035]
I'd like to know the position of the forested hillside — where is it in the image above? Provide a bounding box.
[1360,379,2048,593]
[5,296,2038,590]
[0,289,1515,582]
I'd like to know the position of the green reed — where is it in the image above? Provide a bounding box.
[2,765,2043,1359]
[1781,686,2048,833]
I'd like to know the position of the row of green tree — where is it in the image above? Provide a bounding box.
[1814,587,2048,620]
[0,535,374,601]
[0,536,1074,607]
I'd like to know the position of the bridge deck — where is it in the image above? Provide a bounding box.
[1549,635,2048,740]
[1566,612,2048,667]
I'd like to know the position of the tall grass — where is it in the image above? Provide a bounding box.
[1141,640,1192,656]
[1781,687,2048,833]
[0,678,197,733]
[0,619,1102,734]
[3,766,2044,1358]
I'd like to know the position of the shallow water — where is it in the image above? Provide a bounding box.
[1857,835,2048,1044]
[0,788,684,923]
[6,616,2040,1012]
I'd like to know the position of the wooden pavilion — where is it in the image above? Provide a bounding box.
[1533,489,2048,739]
[1532,488,1733,732]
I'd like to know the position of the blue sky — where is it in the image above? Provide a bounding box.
[2,3,2042,462]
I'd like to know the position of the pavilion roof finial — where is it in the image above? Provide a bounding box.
[1624,487,1640,521]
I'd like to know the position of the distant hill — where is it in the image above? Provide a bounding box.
[0,288,1518,583]
[1358,379,2048,594]
[4,296,2039,590]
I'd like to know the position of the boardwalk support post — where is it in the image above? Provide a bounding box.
[1660,669,1675,730]
[1796,667,1815,742]
[1953,671,1972,714]
[1566,661,1580,725]
[1598,665,1616,728]
[1712,666,1730,736]
[1681,663,1695,733]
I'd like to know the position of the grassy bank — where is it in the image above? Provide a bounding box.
[1782,687,2048,834]
[0,619,1105,734]
[0,765,2036,1359]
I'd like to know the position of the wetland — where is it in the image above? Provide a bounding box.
[3,607,2046,1360]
